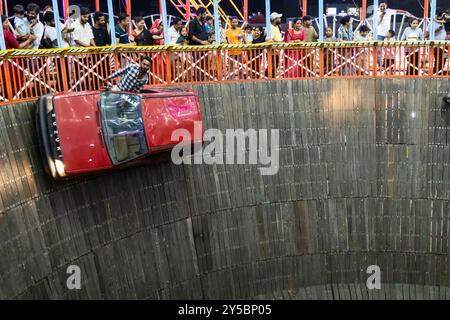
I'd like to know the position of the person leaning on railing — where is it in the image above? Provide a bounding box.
[149,19,164,45]
[168,17,183,45]
[266,12,283,79]
[1,15,36,49]
[115,13,134,45]
[72,7,95,47]
[337,16,354,76]
[400,17,424,76]
[130,17,152,46]
[284,17,305,78]
[188,7,210,45]
[92,12,111,47]
[24,3,44,50]
[432,9,448,75]
[225,16,245,79]
[40,12,58,49]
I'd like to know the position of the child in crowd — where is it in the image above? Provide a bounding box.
[324,27,336,42]
[355,25,371,74]
[12,5,29,42]
[323,27,336,75]
[176,27,189,45]
[385,29,395,41]
[243,25,253,44]
[355,25,370,41]
[383,30,396,74]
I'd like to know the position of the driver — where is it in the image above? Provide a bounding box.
[103,56,151,92]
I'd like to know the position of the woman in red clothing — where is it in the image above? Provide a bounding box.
[149,19,164,45]
[2,15,36,49]
[148,19,165,83]
[1,15,35,100]
[284,18,305,78]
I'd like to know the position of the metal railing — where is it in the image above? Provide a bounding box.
[0,41,449,104]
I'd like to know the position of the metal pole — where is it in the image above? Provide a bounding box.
[213,0,220,44]
[126,0,131,17]
[424,0,429,20]
[51,0,63,48]
[373,0,379,40]
[0,21,6,50]
[126,0,132,34]
[302,0,307,17]
[107,0,116,45]
[96,0,100,11]
[244,0,248,21]
[362,0,367,21]
[161,0,169,44]
[0,0,3,15]
[429,0,436,40]
[318,0,324,41]
[186,0,191,20]
[265,0,271,38]
[63,0,69,20]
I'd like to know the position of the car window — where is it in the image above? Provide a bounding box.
[100,92,149,165]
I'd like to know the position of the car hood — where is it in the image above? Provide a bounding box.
[53,93,112,173]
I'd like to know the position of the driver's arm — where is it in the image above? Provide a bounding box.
[106,64,133,81]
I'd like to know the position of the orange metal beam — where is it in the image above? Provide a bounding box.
[63,0,69,19]
[187,0,191,19]
[424,0,429,19]
[243,0,248,21]
[302,0,307,17]
[362,0,367,20]
[96,0,100,11]
[126,0,131,17]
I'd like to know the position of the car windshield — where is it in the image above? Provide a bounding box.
[100,92,148,165]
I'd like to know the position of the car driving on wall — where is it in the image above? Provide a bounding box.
[36,87,203,179]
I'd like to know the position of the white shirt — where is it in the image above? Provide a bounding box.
[24,19,44,49]
[168,26,180,44]
[62,18,76,47]
[377,8,396,37]
[72,20,94,46]
[43,25,57,43]
[13,16,29,36]
[433,21,447,40]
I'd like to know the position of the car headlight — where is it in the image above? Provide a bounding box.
[54,159,65,176]
[45,96,54,113]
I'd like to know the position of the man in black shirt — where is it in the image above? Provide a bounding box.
[92,11,111,46]
[188,7,209,45]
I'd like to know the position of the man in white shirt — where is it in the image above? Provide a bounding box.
[72,7,95,47]
[168,18,183,44]
[41,12,58,48]
[25,3,44,49]
[433,9,448,75]
[376,1,412,40]
[268,12,283,42]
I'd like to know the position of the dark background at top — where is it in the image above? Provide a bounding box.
[6,0,443,20]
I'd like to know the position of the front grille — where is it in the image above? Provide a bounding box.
[46,102,63,161]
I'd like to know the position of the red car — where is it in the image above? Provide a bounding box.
[36,87,203,179]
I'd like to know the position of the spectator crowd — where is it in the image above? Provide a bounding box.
[0,1,449,81]
[2,1,449,51]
